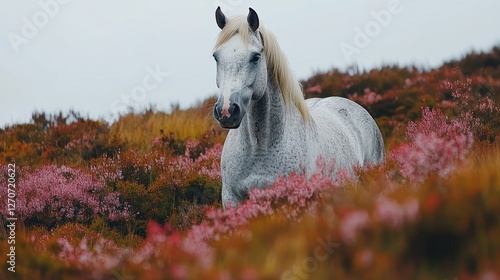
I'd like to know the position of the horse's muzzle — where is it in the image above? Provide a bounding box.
[213,100,243,129]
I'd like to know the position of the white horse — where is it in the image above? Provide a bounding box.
[212,7,385,209]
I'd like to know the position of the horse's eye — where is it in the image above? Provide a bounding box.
[250,53,261,64]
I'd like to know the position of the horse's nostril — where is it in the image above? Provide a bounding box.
[214,104,221,119]
[230,103,240,116]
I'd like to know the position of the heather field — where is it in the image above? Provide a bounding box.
[1,48,500,279]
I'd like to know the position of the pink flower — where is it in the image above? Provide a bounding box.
[0,165,129,223]
[375,196,419,229]
[173,160,339,266]
[306,84,322,94]
[340,210,370,244]
[56,236,128,278]
[390,106,474,182]
[479,97,497,113]
[348,88,382,106]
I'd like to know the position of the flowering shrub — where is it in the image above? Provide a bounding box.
[374,196,419,229]
[36,146,496,280]
[390,73,499,183]
[0,165,129,227]
[340,210,370,244]
[86,140,223,235]
[389,76,486,183]
[390,106,475,182]
[348,87,383,107]
[133,158,343,267]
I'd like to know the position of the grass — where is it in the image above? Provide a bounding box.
[108,100,223,152]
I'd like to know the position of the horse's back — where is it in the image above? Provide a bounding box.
[306,97,384,166]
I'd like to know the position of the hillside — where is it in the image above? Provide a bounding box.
[0,47,499,279]
[2,47,498,165]
[301,46,500,146]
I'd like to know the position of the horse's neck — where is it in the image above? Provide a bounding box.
[241,81,288,150]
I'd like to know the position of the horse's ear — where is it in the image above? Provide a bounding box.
[247,7,259,32]
[216,6,226,30]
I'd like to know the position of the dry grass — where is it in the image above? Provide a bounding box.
[108,100,221,152]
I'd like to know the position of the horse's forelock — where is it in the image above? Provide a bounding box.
[214,16,250,50]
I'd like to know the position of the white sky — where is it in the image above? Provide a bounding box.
[1,0,499,127]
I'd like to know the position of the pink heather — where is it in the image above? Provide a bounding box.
[57,236,130,278]
[391,105,475,183]
[340,210,370,244]
[348,88,383,107]
[479,97,497,113]
[374,196,419,229]
[0,165,129,223]
[171,160,340,266]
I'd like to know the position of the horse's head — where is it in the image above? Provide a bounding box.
[212,7,268,129]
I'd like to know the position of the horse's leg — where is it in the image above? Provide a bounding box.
[222,184,240,210]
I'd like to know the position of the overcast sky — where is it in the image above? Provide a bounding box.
[1,0,499,127]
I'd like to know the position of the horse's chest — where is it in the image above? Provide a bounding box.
[223,148,296,174]
[221,126,310,196]
[222,138,306,183]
